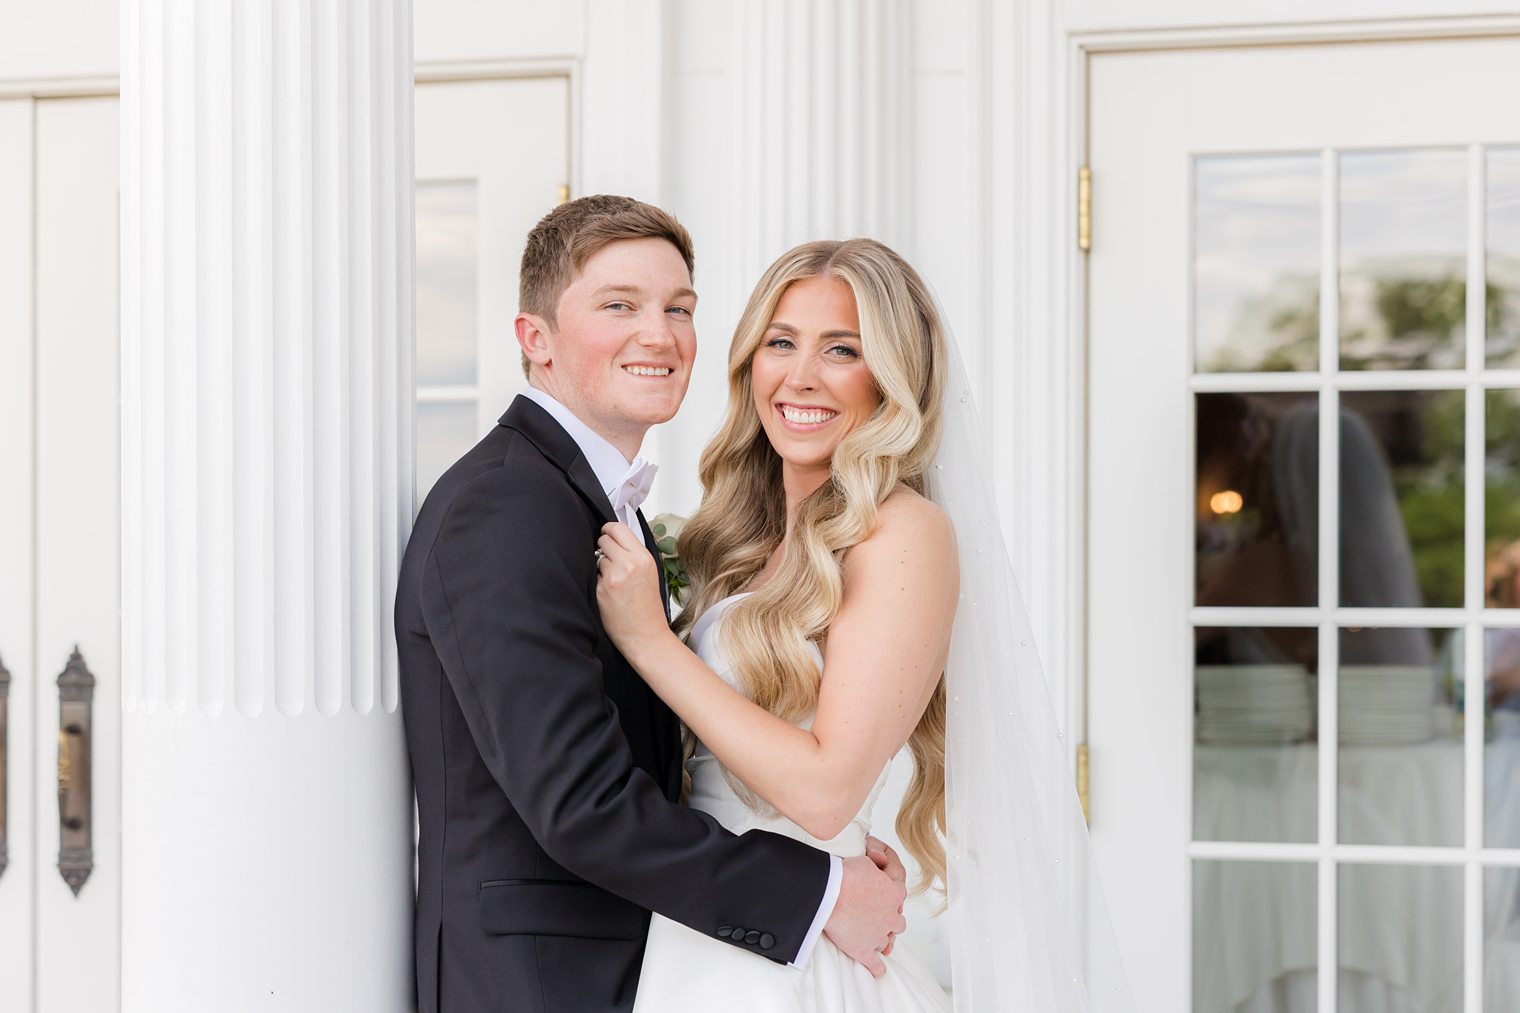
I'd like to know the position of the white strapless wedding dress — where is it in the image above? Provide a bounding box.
[633,593,951,1012]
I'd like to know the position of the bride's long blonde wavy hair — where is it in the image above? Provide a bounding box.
[675,239,948,894]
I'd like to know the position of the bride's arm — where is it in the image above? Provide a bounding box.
[597,494,958,840]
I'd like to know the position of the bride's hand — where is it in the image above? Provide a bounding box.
[595,522,669,658]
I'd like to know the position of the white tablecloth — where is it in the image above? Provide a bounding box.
[1192,736,1520,1012]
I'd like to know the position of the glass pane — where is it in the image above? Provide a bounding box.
[1339,391,1464,610]
[1339,627,1461,847]
[1489,147,1520,369]
[415,401,479,507]
[1194,628,1317,844]
[1196,393,1319,608]
[416,180,479,387]
[1194,155,1321,373]
[1193,859,1317,1012]
[1338,864,1462,1013]
[1485,866,1520,1010]
[1340,149,1467,371]
[1489,390,1520,604]
[1487,629,1520,849]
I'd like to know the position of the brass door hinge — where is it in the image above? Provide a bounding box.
[557,183,571,205]
[1077,742,1091,824]
[1077,166,1092,253]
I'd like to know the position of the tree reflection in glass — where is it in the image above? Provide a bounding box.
[1340,150,1467,372]
[1489,147,1520,368]
[1194,155,1320,373]
[1339,391,1464,610]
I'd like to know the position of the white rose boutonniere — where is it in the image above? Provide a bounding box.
[649,512,690,608]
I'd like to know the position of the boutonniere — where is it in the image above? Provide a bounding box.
[650,512,690,608]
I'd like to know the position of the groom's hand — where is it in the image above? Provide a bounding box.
[865,835,906,884]
[864,835,906,956]
[825,855,908,978]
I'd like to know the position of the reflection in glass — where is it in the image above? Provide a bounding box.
[1194,155,1321,373]
[1193,628,1317,844]
[1486,629,1520,849]
[1339,391,1464,610]
[1485,867,1520,1008]
[1489,147,1520,368]
[1193,860,1316,1013]
[1338,864,1462,1013]
[1489,391,1520,606]
[1339,628,1460,848]
[1196,393,1319,608]
[415,402,479,508]
[1340,149,1467,371]
[416,180,480,387]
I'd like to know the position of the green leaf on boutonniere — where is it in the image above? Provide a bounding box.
[650,513,690,609]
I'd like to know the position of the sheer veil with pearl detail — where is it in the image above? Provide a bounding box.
[928,321,1134,1012]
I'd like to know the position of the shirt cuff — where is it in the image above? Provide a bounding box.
[790,854,842,968]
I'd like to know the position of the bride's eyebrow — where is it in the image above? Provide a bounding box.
[765,321,862,339]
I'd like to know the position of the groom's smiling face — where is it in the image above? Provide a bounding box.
[526,237,698,455]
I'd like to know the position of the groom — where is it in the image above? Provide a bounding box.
[396,195,907,1012]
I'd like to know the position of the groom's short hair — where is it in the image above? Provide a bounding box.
[519,194,695,329]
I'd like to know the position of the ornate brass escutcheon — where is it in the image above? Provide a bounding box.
[0,651,10,880]
[57,647,94,896]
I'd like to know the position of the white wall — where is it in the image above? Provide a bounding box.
[0,0,116,85]
[413,0,581,63]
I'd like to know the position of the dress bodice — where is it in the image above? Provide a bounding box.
[683,593,890,859]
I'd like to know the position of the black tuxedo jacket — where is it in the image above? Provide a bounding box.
[396,396,831,1012]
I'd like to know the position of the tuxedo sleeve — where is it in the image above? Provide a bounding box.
[418,464,832,963]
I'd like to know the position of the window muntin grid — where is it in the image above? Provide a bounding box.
[1188,145,1520,1013]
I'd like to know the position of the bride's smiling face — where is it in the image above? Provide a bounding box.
[750,276,881,481]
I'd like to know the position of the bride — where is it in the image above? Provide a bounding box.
[595,238,1131,1011]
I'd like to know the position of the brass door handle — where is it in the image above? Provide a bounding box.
[58,724,88,830]
[56,648,94,896]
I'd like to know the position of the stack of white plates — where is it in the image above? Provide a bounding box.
[1196,664,1315,745]
[1339,665,1436,746]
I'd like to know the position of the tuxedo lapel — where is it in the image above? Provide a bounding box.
[636,509,671,620]
[501,395,682,799]
[636,507,681,797]
[498,396,616,525]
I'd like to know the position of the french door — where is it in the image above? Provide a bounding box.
[0,96,121,1013]
[1088,37,1520,1013]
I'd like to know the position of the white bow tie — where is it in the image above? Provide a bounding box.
[610,457,658,519]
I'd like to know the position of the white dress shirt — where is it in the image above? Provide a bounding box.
[518,386,841,966]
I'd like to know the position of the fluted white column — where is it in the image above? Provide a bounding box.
[120,1,414,1008]
[732,0,911,282]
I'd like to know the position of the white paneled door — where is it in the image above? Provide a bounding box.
[412,76,569,504]
[0,97,120,1013]
[1088,38,1520,1013]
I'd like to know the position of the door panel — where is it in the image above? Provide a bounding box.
[35,96,120,1013]
[0,96,36,1013]
[1088,38,1520,1013]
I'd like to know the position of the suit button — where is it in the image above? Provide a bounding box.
[716,926,733,938]
[745,930,761,945]
[730,926,747,941]
[760,933,775,950]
